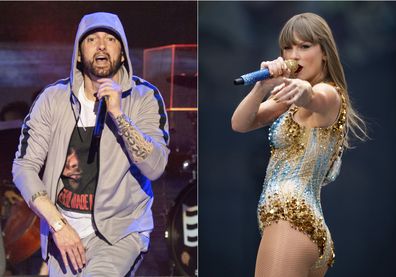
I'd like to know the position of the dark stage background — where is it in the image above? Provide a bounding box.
[0,1,196,276]
[199,2,396,277]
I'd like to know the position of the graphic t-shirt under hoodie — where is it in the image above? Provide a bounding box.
[57,85,98,238]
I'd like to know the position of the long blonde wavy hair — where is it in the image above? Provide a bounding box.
[279,12,367,147]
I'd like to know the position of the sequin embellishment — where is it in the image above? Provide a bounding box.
[258,86,346,269]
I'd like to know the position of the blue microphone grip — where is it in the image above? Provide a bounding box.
[234,68,271,86]
[93,97,107,139]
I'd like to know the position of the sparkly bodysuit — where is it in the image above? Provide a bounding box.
[257,88,346,268]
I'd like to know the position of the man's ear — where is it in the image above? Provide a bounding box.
[121,51,125,63]
[77,51,81,63]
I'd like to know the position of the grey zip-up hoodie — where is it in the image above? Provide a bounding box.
[12,12,169,259]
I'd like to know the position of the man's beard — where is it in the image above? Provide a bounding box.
[81,53,123,78]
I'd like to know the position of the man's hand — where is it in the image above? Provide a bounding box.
[28,194,86,271]
[96,78,123,118]
[52,223,86,271]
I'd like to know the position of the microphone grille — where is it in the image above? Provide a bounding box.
[285,60,298,74]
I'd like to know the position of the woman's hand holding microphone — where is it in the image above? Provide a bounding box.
[260,57,313,107]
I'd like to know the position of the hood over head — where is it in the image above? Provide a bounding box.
[70,12,134,93]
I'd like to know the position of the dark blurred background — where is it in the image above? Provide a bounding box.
[0,1,196,276]
[0,1,196,108]
[199,2,396,277]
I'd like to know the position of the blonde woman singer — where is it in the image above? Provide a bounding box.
[232,13,366,277]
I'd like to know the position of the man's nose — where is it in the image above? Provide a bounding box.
[97,39,106,50]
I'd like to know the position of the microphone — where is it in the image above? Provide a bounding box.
[234,60,298,86]
[93,96,107,139]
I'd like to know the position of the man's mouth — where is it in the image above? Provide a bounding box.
[94,54,109,63]
[69,173,81,180]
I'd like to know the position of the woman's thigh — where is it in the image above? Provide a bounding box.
[255,220,321,277]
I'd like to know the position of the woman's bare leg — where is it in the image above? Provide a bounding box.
[255,220,325,277]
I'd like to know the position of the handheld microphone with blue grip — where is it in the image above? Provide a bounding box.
[234,60,298,86]
[93,97,107,139]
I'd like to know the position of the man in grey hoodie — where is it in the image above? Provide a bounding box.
[12,12,170,276]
